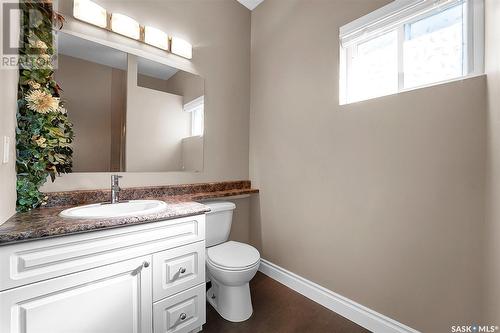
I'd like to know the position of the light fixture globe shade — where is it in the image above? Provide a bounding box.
[73,0,107,28]
[171,37,193,59]
[111,13,141,40]
[144,26,169,50]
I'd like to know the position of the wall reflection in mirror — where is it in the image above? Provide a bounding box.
[55,32,204,173]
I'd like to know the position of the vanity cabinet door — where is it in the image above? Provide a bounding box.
[0,255,153,333]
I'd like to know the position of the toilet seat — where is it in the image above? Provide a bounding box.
[207,241,260,271]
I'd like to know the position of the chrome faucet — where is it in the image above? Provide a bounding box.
[111,175,122,204]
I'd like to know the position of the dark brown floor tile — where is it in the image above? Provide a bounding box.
[202,272,371,333]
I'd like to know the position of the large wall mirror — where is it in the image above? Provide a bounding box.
[55,32,205,173]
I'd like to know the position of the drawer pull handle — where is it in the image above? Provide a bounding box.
[179,267,186,274]
[132,261,149,275]
[180,313,187,321]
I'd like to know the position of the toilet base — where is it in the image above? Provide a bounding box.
[206,278,253,322]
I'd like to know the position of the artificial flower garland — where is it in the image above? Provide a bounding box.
[16,1,74,212]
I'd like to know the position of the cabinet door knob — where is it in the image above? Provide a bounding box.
[179,267,186,274]
[143,261,150,268]
[180,313,187,321]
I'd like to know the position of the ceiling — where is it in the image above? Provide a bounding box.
[236,0,265,10]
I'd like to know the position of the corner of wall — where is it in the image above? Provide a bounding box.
[484,0,500,323]
[0,68,18,224]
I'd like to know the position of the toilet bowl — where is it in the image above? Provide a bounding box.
[203,201,261,322]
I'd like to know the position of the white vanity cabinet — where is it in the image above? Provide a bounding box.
[0,255,153,333]
[0,214,206,333]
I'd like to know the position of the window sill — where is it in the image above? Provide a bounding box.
[182,135,203,140]
[339,73,486,106]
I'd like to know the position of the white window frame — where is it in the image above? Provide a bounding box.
[339,0,484,105]
[184,96,204,137]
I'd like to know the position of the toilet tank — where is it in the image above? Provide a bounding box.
[203,201,236,247]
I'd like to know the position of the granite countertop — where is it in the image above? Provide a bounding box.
[0,201,210,245]
[0,181,259,246]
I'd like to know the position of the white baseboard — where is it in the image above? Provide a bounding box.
[258,259,420,333]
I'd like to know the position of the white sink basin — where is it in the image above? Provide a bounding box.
[59,200,168,219]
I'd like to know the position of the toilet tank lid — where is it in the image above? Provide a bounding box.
[203,201,236,213]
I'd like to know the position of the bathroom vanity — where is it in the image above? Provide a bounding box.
[0,206,208,333]
[0,181,258,333]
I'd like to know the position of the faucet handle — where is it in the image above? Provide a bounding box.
[111,174,123,186]
[110,175,123,204]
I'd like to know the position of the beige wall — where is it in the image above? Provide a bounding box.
[250,0,486,331]
[43,0,250,191]
[137,74,169,92]
[485,0,500,324]
[0,67,18,224]
[228,197,251,243]
[56,55,115,172]
[0,2,18,224]
[164,71,204,104]
[56,55,126,172]
[110,68,126,172]
[182,136,204,172]
[127,86,188,171]
[126,55,190,172]
[138,71,204,105]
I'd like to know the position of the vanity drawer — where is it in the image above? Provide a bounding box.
[153,241,205,301]
[0,215,205,291]
[153,283,206,333]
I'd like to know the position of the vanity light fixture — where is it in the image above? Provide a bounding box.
[72,1,193,59]
[170,37,193,59]
[73,0,107,28]
[144,26,169,51]
[110,13,141,40]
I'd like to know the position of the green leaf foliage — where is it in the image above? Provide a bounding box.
[16,1,73,212]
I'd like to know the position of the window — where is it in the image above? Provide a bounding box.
[339,0,484,105]
[184,96,204,136]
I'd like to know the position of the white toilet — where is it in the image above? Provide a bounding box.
[203,201,261,322]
